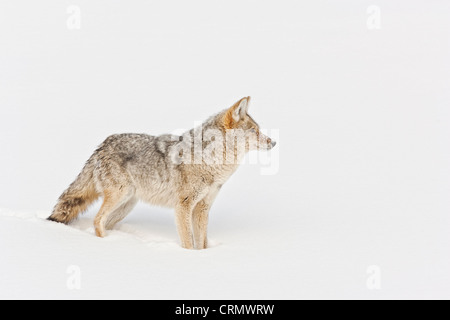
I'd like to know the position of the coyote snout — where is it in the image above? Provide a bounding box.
[48,96,276,249]
[257,132,277,150]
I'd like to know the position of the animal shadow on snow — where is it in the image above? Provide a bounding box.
[69,204,179,246]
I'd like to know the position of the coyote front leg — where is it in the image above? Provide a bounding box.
[192,188,219,249]
[175,187,210,249]
[175,199,196,249]
[192,200,210,250]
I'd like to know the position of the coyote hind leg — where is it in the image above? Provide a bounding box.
[105,197,138,230]
[94,190,133,238]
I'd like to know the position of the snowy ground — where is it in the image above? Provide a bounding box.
[1,0,450,299]
[2,178,450,300]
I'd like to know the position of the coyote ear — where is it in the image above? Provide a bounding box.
[232,96,250,122]
[224,97,251,129]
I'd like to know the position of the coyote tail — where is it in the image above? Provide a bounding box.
[47,159,99,224]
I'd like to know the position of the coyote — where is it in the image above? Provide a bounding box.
[47,97,276,249]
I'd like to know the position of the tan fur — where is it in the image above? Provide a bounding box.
[223,96,249,129]
[48,97,276,249]
[48,161,100,224]
[223,106,236,129]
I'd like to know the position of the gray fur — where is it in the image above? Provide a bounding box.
[47,97,276,249]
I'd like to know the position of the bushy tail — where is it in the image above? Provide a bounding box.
[47,160,99,224]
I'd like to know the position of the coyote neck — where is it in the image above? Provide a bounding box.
[179,113,248,169]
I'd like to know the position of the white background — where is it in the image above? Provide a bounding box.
[1,0,449,299]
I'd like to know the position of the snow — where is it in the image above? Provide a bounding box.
[1,0,450,299]
[1,186,449,300]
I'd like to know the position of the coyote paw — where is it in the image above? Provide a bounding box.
[95,226,105,238]
[181,242,194,250]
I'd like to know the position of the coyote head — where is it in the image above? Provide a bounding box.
[223,96,276,152]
